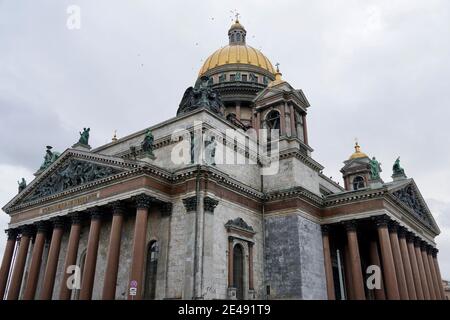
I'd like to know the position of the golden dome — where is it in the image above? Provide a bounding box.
[199,19,276,76]
[199,45,276,76]
[349,142,369,160]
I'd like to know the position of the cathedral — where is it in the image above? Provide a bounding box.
[0,19,446,300]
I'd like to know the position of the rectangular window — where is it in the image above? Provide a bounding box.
[242,74,247,82]
[230,74,236,81]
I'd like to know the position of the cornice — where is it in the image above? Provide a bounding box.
[323,188,387,207]
[173,165,264,201]
[279,149,323,172]
[265,186,324,207]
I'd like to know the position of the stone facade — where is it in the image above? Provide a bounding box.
[0,18,445,301]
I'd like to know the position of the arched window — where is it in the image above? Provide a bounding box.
[353,176,365,190]
[233,244,244,300]
[236,33,241,42]
[266,110,281,130]
[144,241,159,300]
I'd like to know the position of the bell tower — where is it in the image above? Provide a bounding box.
[340,142,371,191]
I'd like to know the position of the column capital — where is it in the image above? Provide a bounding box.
[420,241,428,251]
[110,201,126,216]
[397,226,407,238]
[405,231,415,243]
[5,228,18,240]
[51,216,66,229]
[35,221,50,234]
[134,194,154,209]
[20,225,34,237]
[343,220,358,231]
[182,196,197,212]
[431,248,438,257]
[88,207,103,220]
[161,202,173,217]
[204,197,219,213]
[388,221,400,233]
[413,236,422,247]
[426,245,433,254]
[321,224,331,235]
[228,235,234,243]
[69,212,84,225]
[374,215,390,227]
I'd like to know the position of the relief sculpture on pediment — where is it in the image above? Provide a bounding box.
[393,185,427,220]
[26,159,122,202]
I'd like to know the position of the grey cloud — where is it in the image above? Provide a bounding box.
[0,0,449,277]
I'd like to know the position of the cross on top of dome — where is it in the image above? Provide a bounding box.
[228,15,246,45]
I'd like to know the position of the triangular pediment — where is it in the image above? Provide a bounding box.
[341,158,370,172]
[388,180,439,233]
[3,149,140,213]
[254,82,309,109]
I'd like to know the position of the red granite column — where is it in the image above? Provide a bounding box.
[128,194,152,300]
[102,202,125,300]
[59,213,83,300]
[23,222,48,300]
[368,239,386,300]
[414,238,430,299]
[388,222,409,300]
[343,245,354,299]
[431,248,446,299]
[79,208,103,300]
[397,228,417,300]
[420,242,436,300]
[375,216,400,300]
[0,229,18,299]
[7,226,33,300]
[344,221,365,300]
[302,114,308,145]
[40,217,65,300]
[426,246,442,300]
[321,225,335,300]
[406,233,424,299]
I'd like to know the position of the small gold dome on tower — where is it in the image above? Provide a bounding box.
[349,141,368,160]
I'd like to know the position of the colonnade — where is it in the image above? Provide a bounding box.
[0,193,169,300]
[322,215,445,300]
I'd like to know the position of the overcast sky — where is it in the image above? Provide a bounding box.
[1,0,449,280]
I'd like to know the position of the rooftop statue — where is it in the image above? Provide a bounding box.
[141,129,155,158]
[369,157,381,180]
[78,127,90,146]
[393,157,405,176]
[17,178,26,193]
[177,76,225,116]
[39,146,60,171]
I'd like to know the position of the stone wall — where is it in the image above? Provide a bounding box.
[264,212,326,299]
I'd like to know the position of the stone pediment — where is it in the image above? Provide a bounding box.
[340,158,370,172]
[254,82,309,109]
[389,180,439,232]
[3,149,139,213]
